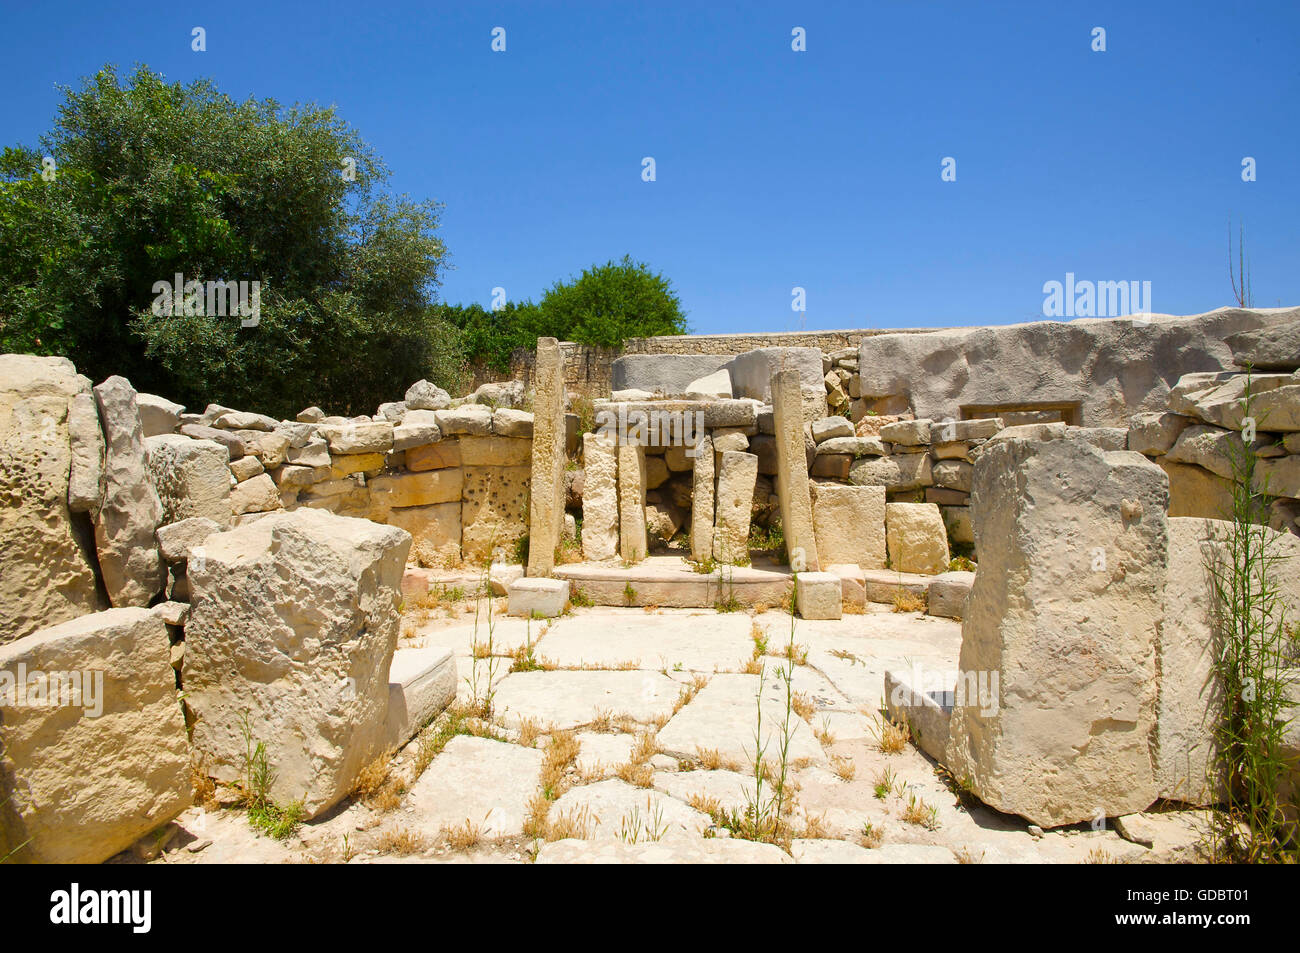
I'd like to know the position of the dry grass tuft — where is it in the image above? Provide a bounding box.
[792,692,815,721]
[830,755,857,781]
[377,827,429,855]
[441,819,483,850]
[892,588,927,613]
[873,714,910,755]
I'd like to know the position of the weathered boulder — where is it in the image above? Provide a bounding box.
[0,607,190,863]
[145,433,232,527]
[728,348,826,421]
[0,355,102,643]
[812,483,885,568]
[473,379,525,408]
[684,368,733,399]
[136,393,185,437]
[858,307,1300,426]
[434,404,492,437]
[1127,411,1192,456]
[93,376,166,608]
[184,509,410,818]
[849,453,932,492]
[318,420,394,454]
[885,503,949,574]
[1225,320,1300,371]
[405,379,451,411]
[946,435,1168,827]
[1168,371,1300,432]
[156,515,222,564]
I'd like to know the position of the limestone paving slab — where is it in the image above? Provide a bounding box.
[538,608,754,672]
[656,673,826,766]
[492,669,681,729]
[652,768,755,814]
[405,735,544,837]
[548,778,711,840]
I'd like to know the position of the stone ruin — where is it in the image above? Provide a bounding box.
[2,305,1299,862]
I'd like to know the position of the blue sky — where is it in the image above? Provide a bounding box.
[2,0,1297,332]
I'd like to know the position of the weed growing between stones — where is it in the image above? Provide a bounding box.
[238,711,304,840]
[714,564,742,612]
[1206,373,1298,863]
[466,542,503,716]
[716,570,801,848]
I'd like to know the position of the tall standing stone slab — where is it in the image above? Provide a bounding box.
[581,432,619,561]
[528,337,566,577]
[618,442,648,563]
[0,356,102,644]
[772,369,820,571]
[713,451,757,564]
[945,435,1169,828]
[93,376,166,608]
[184,509,411,819]
[812,483,885,568]
[690,434,716,562]
[0,607,191,863]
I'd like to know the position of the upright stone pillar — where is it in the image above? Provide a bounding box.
[617,442,648,563]
[945,434,1168,827]
[527,338,566,577]
[771,369,820,571]
[581,432,619,561]
[689,434,715,563]
[713,451,757,564]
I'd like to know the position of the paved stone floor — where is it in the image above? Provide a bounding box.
[141,597,1207,864]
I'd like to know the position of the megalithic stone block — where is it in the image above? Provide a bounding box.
[689,434,715,563]
[527,337,566,577]
[713,450,757,564]
[618,442,648,563]
[945,434,1168,827]
[771,368,820,571]
[581,432,619,561]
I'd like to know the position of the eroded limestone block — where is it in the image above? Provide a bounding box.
[385,502,461,569]
[812,483,885,569]
[885,503,949,574]
[690,435,715,563]
[146,433,232,527]
[528,338,566,577]
[713,451,757,564]
[185,509,410,819]
[93,375,166,608]
[618,442,648,563]
[946,435,1168,827]
[0,607,190,863]
[581,433,619,561]
[0,356,102,643]
[461,465,529,563]
[772,369,820,571]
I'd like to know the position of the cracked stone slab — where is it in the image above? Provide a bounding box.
[548,778,711,840]
[405,735,543,837]
[492,670,682,730]
[538,608,754,672]
[411,615,549,659]
[574,732,638,774]
[656,673,826,766]
[652,768,755,815]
